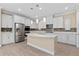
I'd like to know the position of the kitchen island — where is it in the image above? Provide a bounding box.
[27,32,57,55]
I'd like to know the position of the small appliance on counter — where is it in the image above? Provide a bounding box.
[46,24,53,33]
[25,26,30,33]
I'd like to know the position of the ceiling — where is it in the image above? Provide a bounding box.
[0,3,79,20]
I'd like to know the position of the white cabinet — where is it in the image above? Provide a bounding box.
[64,17,71,30]
[25,19,31,26]
[53,16,64,28]
[76,11,79,47]
[2,14,13,28]
[68,34,76,45]
[57,33,68,43]
[76,35,79,47]
[1,32,6,44]
[46,16,53,24]
[54,32,76,45]
[2,32,14,45]
[14,15,25,24]
[77,11,79,33]
[53,18,58,28]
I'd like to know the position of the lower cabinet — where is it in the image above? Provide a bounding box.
[55,33,76,45]
[57,33,68,43]
[76,35,79,47]
[2,32,14,45]
[68,34,76,45]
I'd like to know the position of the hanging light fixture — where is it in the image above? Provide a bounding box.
[43,17,46,22]
[31,20,33,24]
[36,18,39,24]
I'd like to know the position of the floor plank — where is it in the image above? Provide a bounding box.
[0,42,51,56]
[55,42,79,56]
[1,41,79,56]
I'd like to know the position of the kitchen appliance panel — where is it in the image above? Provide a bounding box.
[15,23,25,43]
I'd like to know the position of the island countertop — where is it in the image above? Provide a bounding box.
[27,33,57,38]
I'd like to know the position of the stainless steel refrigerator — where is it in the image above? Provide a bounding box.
[14,23,25,43]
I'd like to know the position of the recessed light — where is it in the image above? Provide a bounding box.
[65,7,68,10]
[39,7,42,10]
[18,8,21,12]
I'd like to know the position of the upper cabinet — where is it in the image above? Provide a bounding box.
[2,14,13,28]
[38,20,46,29]
[64,16,71,30]
[64,12,76,29]
[25,19,31,26]
[53,16,64,28]
[46,16,53,24]
[53,12,76,31]
[14,15,25,24]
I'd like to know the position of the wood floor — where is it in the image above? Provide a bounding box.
[0,42,51,56]
[0,41,79,56]
[55,42,79,56]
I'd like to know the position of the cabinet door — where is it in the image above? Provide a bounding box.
[2,32,9,44]
[2,14,7,27]
[57,33,68,43]
[2,32,6,44]
[2,32,14,45]
[7,16,13,27]
[64,17,71,30]
[53,17,64,28]
[76,35,79,47]
[53,18,58,28]
[68,34,76,45]
[8,32,14,43]
[2,14,13,28]
[14,15,25,24]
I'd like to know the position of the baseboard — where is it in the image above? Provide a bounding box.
[27,43,54,55]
